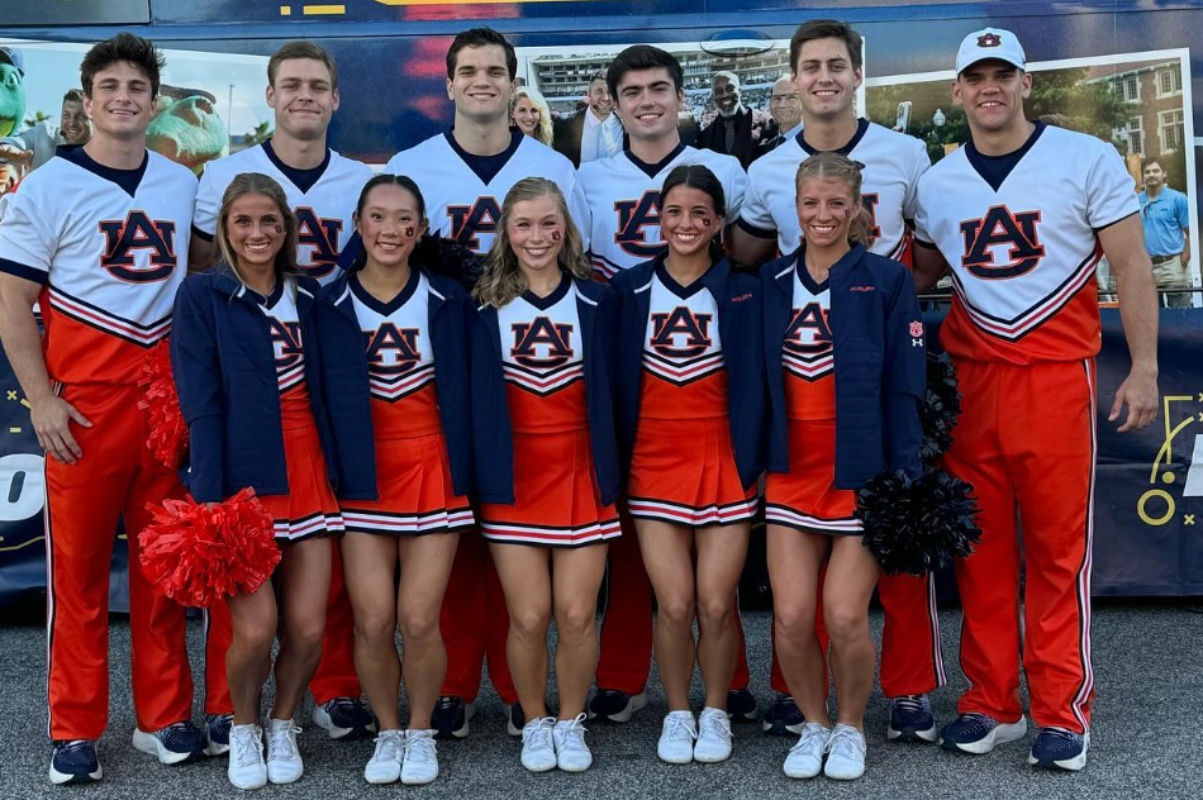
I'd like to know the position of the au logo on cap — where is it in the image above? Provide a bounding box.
[977,32,1002,48]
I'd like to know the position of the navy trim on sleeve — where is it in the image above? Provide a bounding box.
[191,223,215,243]
[736,217,776,240]
[1093,209,1139,234]
[912,238,938,250]
[0,257,48,285]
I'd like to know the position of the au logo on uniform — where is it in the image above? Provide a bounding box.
[959,205,1046,279]
[364,324,421,375]
[98,211,177,282]
[511,317,575,369]
[650,307,713,358]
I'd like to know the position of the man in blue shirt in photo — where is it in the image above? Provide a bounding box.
[1139,156,1193,308]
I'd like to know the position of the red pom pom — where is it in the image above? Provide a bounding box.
[138,340,189,469]
[139,488,281,608]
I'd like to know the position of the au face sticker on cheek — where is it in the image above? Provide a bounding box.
[404,226,416,238]
[551,229,562,242]
[700,216,713,228]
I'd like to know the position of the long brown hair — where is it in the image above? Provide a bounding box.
[794,152,872,247]
[473,177,591,308]
[214,172,299,284]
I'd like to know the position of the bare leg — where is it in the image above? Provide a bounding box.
[694,522,750,710]
[766,524,832,726]
[550,544,609,718]
[824,536,879,730]
[340,533,403,731]
[396,532,460,729]
[635,520,697,712]
[272,536,332,720]
[226,585,278,726]
[488,543,552,722]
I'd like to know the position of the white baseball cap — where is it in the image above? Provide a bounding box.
[955,28,1026,75]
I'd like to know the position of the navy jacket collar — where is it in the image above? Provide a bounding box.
[771,244,866,297]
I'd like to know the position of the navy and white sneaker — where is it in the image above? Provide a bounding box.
[206,713,233,757]
[49,740,102,785]
[726,688,758,723]
[1028,727,1089,771]
[939,713,1027,754]
[431,696,476,740]
[887,695,937,743]
[312,697,376,740]
[587,689,649,723]
[132,721,207,764]
[507,704,524,737]
[762,694,805,736]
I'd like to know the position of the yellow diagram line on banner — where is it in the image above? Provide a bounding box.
[372,0,579,5]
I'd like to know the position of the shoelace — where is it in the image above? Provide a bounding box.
[699,712,733,740]
[556,714,589,752]
[523,717,556,747]
[789,724,828,756]
[371,731,404,763]
[893,696,927,715]
[56,740,94,759]
[231,729,263,768]
[267,722,301,760]
[406,733,438,762]
[664,714,699,742]
[826,726,866,759]
[1040,727,1082,743]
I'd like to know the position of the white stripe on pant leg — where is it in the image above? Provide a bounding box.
[1070,359,1097,729]
[927,571,947,688]
[44,470,55,738]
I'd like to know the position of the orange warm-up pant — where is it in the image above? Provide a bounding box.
[45,383,194,740]
[598,510,945,699]
[203,540,361,714]
[944,358,1096,733]
[439,532,517,705]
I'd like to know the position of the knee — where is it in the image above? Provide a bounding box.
[773,604,817,642]
[354,611,397,647]
[234,617,277,655]
[510,605,551,641]
[696,594,734,632]
[554,603,597,641]
[656,596,695,629]
[824,604,869,647]
[286,617,327,657]
[397,608,440,643]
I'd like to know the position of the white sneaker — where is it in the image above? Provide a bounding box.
[784,722,831,779]
[823,724,867,780]
[553,714,592,772]
[401,730,440,785]
[693,706,733,763]
[227,724,266,790]
[657,711,697,764]
[363,729,403,785]
[264,718,303,785]
[520,717,557,773]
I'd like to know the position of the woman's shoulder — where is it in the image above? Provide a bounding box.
[610,260,655,292]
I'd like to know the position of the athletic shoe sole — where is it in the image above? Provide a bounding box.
[940,717,1028,755]
[206,740,230,757]
[48,763,103,785]
[589,692,649,723]
[438,701,477,740]
[132,729,206,765]
[312,705,377,740]
[1028,732,1090,771]
[763,717,805,736]
[887,723,938,743]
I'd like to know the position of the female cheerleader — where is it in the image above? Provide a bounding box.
[171,173,344,790]
[610,164,764,765]
[762,152,925,781]
[316,175,474,785]
[512,87,554,146]
[471,177,621,773]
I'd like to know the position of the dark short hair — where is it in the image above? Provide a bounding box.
[447,27,517,81]
[268,41,338,89]
[80,33,165,98]
[661,164,728,264]
[355,173,427,221]
[588,72,608,90]
[789,19,863,75]
[606,45,684,100]
[1141,155,1166,172]
[62,88,84,105]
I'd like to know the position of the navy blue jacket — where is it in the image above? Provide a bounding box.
[470,275,621,507]
[171,266,338,504]
[315,268,474,501]
[611,256,766,490]
[763,244,925,488]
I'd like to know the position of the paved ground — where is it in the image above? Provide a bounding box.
[1,600,1201,799]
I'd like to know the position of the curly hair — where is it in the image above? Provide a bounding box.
[474,177,591,308]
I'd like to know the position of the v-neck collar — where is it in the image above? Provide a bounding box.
[964,121,1046,192]
[521,270,571,310]
[624,141,687,180]
[349,267,420,317]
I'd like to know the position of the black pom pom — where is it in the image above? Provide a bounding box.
[920,351,963,464]
[412,232,484,291]
[856,468,982,576]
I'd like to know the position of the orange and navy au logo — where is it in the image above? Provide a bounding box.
[295,207,343,279]
[978,32,1002,47]
[784,303,833,356]
[861,193,882,243]
[615,191,666,259]
[269,319,304,367]
[364,324,420,375]
[511,317,574,369]
[959,205,1045,279]
[448,197,501,252]
[97,211,177,283]
[650,306,713,358]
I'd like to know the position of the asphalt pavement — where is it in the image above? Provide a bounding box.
[1,600,1200,799]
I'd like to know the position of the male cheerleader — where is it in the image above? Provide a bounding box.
[574,44,757,726]
[0,34,205,784]
[189,41,376,749]
[385,27,586,739]
[730,19,945,742]
[912,28,1158,770]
